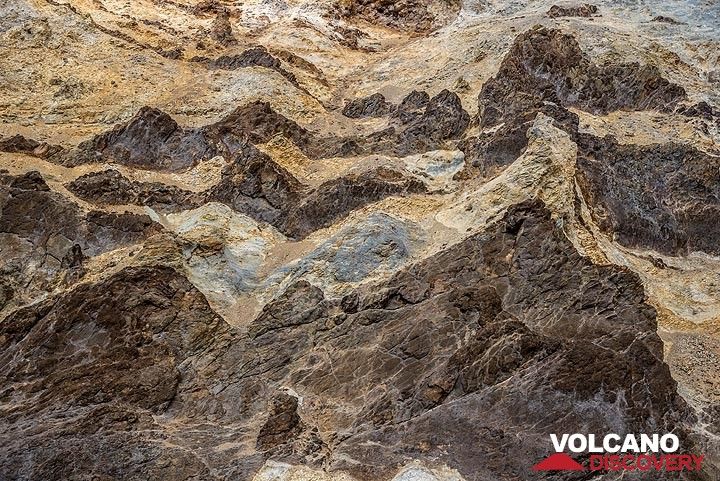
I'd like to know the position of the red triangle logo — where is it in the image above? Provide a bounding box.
[532,453,586,471]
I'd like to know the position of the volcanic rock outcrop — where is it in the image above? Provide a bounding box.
[0,202,700,481]
[208,143,427,238]
[0,134,63,159]
[314,89,470,158]
[576,135,720,256]
[335,0,460,32]
[461,25,686,178]
[342,93,395,118]
[0,170,161,311]
[206,100,311,149]
[1,1,719,480]
[209,143,306,227]
[71,107,218,172]
[192,47,299,86]
[67,169,201,212]
[479,26,686,125]
[547,4,598,18]
[280,166,426,238]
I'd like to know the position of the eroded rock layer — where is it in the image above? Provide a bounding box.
[0,203,700,481]
[1,0,719,479]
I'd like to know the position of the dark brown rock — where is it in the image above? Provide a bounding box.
[342,93,394,118]
[205,100,311,149]
[250,280,327,339]
[460,102,579,179]
[205,46,280,70]
[336,0,460,33]
[69,100,312,174]
[334,25,370,50]
[479,26,686,126]
[547,3,598,18]
[0,134,63,159]
[71,107,218,172]
[652,15,685,25]
[193,46,299,86]
[208,142,306,227]
[210,10,236,46]
[393,89,469,155]
[67,169,200,212]
[0,170,161,307]
[192,0,225,15]
[391,89,430,123]
[0,201,705,480]
[207,142,428,239]
[60,244,87,285]
[257,392,304,451]
[281,166,426,238]
[313,89,469,158]
[461,25,685,179]
[676,101,717,120]
[576,134,720,256]
[0,266,248,480]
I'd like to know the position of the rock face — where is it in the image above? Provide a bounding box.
[461,25,686,178]
[0,266,244,480]
[192,47,298,85]
[0,202,700,481]
[576,135,720,256]
[336,0,460,32]
[342,93,394,118]
[2,1,720,479]
[547,4,598,17]
[209,143,306,227]
[479,26,686,125]
[72,107,218,171]
[210,10,237,46]
[206,100,310,149]
[0,170,161,311]
[391,90,430,123]
[315,89,470,158]
[0,134,63,159]
[280,166,427,238]
[209,144,426,239]
[67,169,201,212]
[393,89,470,155]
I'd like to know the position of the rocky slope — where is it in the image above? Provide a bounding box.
[1,0,719,480]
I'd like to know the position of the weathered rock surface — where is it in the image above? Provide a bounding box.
[210,11,237,46]
[479,26,686,126]
[281,166,426,238]
[547,4,598,18]
[459,104,578,179]
[391,90,430,123]
[392,89,470,155]
[576,135,720,256]
[208,142,427,238]
[461,25,686,177]
[0,202,702,480]
[314,89,469,158]
[0,266,249,480]
[206,100,310,149]
[0,170,161,312]
[67,169,201,212]
[336,0,460,33]
[0,134,63,159]
[209,143,306,228]
[342,93,394,118]
[2,2,720,479]
[192,46,298,86]
[71,107,218,172]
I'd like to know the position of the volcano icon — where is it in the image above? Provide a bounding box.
[532,453,586,471]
